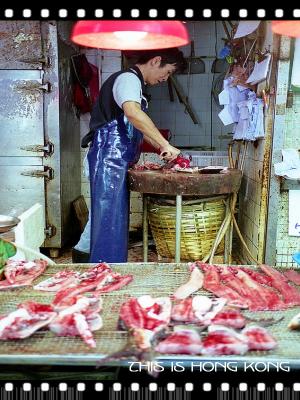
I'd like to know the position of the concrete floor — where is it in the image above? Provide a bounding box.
[53,246,235,265]
[54,245,159,264]
[53,230,239,265]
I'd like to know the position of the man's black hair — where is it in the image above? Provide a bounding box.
[123,47,187,73]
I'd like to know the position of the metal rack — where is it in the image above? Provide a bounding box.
[0,263,299,367]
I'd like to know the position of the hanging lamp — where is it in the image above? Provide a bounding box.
[71,20,189,50]
[272,21,300,37]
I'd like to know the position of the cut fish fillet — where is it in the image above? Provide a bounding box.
[260,264,300,306]
[0,260,48,290]
[242,325,277,351]
[33,270,80,292]
[155,329,202,354]
[202,325,249,355]
[0,301,56,339]
[119,296,172,350]
[210,309,246,329]
[49,295,103,348]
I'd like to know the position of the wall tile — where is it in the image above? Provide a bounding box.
[129,212,143,230]
[189,136,202,147]
[101,72,112,84]
[174,135,190,147]
[101,56,122,73]
[85,54,97,65]
[102,50,122,57]
[149,86,162,100]
[84,49,98,57]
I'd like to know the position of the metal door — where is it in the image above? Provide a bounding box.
[0,158,45,217]
[0,70,45,156]
[0,21,44,69]
[0,22,46,223]
[0,21,81,248]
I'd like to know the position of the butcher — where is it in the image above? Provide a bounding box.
[73,48,186,263]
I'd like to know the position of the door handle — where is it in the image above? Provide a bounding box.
[21,167,54,180]
[15,82,52,92]
[20,142,54,156]
[19,56,51,68]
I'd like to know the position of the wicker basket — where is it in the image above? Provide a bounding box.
[148,197,226,261]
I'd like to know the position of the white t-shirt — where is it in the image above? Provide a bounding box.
[113,71,145,109]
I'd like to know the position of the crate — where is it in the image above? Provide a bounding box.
[148,197,226,261]
[185,151,234,168]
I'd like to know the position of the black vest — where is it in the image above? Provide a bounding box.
[81,66,146,148]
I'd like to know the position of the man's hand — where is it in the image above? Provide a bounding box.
[123,102,181,161]
[159,144,181,162]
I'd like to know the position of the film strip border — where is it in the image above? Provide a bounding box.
[0,8,299,19]
[1,381,300,397]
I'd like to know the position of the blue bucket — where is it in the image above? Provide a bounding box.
[292,252,300,266]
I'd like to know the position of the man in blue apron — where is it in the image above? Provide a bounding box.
[73,48,186,263]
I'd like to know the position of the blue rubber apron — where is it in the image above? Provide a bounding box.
[88,110,144,263]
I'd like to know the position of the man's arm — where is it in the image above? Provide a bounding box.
[123,101,180,161]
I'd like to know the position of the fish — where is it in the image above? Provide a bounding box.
[96,295,172,375]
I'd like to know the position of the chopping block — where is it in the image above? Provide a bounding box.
[128,169,242,263]
[128,168,242,196]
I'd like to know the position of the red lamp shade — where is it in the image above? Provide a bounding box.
[272,21,300,37]
[71,20,190,50]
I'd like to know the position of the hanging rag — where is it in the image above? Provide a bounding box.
[71,54,99,114]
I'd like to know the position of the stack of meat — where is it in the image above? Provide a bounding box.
[49,295,103,348]
[156,324,277,356]
[36,263,133,307]
[0,262,134,348]
[119,295,172,351]
[118,292,277,356]
[0,260,48,290]
[0,296,102,348]
[148,260,300,356]
[197,262,300,310]
[1,259,298,354]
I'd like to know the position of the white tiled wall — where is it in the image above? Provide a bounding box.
[147,21,234,151]
[275,93,300,267]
